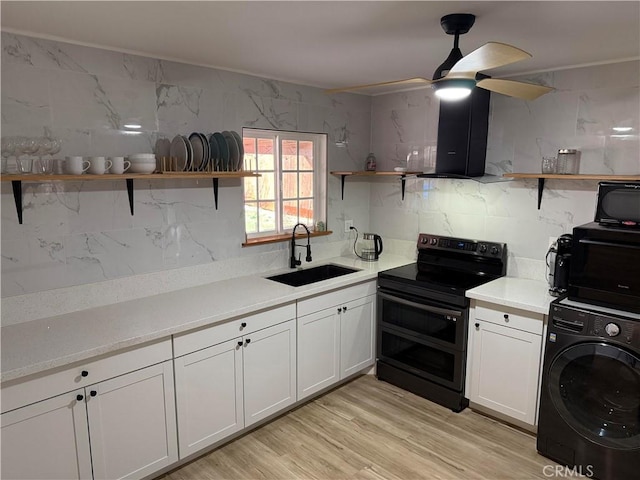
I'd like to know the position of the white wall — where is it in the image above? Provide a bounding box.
[368,61,639,279]
[1,33,373,304]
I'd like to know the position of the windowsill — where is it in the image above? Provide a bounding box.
[242,230,333,247]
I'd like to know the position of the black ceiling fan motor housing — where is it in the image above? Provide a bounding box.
[440,14,476,35]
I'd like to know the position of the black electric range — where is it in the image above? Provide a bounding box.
[376,233,507,411]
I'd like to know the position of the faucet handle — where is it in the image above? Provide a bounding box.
[306,245,312,262]
[296,253,302,266]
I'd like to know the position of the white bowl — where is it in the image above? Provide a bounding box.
[128,157,156,164]
[129,153,155,158]
[394,167,407,172]
[128,163,156,174]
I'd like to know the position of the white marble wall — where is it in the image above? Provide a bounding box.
[370,61,639,279]
[1,33,373,299]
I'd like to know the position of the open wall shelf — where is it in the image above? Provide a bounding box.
[503,173,640,209]
[1,172,259,224]
[330,171,422,201]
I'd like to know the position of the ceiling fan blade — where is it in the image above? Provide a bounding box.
[324,77,431,94]
[447,42,531,77]
[476,78,553,100]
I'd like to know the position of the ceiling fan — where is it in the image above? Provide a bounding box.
[325,13,553,101]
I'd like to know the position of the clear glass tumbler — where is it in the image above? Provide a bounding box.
[541,156,557,174]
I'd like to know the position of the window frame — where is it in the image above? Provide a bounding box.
[242,128,327,240]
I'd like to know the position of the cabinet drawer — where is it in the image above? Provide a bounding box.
[173,303,296,357]
[474,303,544,335]
[1,338,172,414]
[297,281,376,317]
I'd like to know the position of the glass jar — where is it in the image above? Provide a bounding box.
[365,153,376,171]
[557,149,579,174]
[541,156,557,174]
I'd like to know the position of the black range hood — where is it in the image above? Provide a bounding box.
[419,85,491,179]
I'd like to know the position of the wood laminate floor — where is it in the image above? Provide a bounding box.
[159,375,556,480]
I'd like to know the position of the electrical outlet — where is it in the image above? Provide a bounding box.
[344,220,353,233]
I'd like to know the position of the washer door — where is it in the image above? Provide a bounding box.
[548,342,640,450]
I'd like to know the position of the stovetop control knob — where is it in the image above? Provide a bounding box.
[430,238,438,245]
[490,246,500,255]
[605,323,620,337]
[478,244,487,253]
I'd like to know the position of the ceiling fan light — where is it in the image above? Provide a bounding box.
[432,79,476,101]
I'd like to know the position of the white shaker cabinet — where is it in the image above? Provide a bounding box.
[0,339,176,480]
[173,304,297,459]
[467,302,544,427]
[1,389,93,480]
[87,361,178,480]
[297,281,376,400]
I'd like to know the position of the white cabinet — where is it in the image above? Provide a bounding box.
[467,301,544,427]
[1,390,92,480]
[174,339,244,458]
[173,305,297,459]
[297,281,376,400]
[87,361,178,480]
[1,339,176,480]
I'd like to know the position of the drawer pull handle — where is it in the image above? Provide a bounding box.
[503,314,509,322]
[338,307,342,313]
[237,340,243,347]
[241,322,247,328]
[90,390,97,397]
[76,394,84,401]
[81,370,89,377]
[245,338,251,345]
[475,323,480,329]
[343,306,348,312]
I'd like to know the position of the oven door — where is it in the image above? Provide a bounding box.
[377,290,467,391]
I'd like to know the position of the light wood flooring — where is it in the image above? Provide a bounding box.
[159,375,556,480]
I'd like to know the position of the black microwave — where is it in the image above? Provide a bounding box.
[569,222,640,313]
[595,181,640,228]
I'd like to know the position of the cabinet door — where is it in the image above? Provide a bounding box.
[243,320,297,427]
[1,389,92,480]
[469,321,542,425]
[87,361,178,480]
[340,294,375,379]
[297,307,341,400]
[174,338,244,458]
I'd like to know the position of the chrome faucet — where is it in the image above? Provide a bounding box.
[290,223,312,268]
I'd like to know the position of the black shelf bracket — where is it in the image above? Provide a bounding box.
[213,178,219,209]
[537,178,545,210]
[401,175,407,200]
[11,180,23,224]
[126,179,134,215]
[340,175,346,200]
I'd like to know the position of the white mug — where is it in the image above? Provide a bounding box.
[109,156,131,175]
[87,156,112,175]
[65,156,90,175]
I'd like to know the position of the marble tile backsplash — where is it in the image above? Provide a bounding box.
[1,33,372,301]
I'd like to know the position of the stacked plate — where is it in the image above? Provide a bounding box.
[155,131,244,172]
[128,153,157,174]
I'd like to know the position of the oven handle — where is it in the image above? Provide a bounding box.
[378,292,462,317]
[579,238,640,250]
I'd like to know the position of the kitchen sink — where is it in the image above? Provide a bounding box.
[266,264,360,287]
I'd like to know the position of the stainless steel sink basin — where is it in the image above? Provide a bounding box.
[266,264,360,287]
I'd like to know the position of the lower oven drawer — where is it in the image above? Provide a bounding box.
[377,326,464,392]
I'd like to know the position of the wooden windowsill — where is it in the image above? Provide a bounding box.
[242,230,333,247]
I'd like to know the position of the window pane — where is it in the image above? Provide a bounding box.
[244,177,257,201]
[258,172,275,200]
[283,172,298,199]
[299,172,313,197]
[282,139,297,170]
[258,139,274,170]
[258,201,276,232]
[299,199,314,226]
[299,141,313,170]
[283,200,299,230]
[244,152,256,172]
[244,202,258,234]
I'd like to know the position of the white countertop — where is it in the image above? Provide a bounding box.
[466,276,555,315]
[1,255,413,384]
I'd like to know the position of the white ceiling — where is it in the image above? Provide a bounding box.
[2,1,639,94]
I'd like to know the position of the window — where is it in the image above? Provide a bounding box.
[242,129,327,239]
